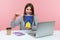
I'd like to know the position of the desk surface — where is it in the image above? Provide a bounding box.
[0,30,60,40]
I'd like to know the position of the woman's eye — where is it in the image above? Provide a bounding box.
[26,9,31,11]
[27,9,29,10]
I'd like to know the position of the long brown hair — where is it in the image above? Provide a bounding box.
[23,3,35,21]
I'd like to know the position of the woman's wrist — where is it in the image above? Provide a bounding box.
[13,16,17,20]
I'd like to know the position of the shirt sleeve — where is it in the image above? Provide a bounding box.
[32,16,38,31]
[10,16,21,28]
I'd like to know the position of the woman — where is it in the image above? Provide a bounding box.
[10,3,38,32]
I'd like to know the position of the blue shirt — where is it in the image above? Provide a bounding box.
[24,15,33,27]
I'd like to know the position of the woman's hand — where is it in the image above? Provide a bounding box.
[13,13,20,20]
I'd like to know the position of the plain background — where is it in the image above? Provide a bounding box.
[0,0,60,30]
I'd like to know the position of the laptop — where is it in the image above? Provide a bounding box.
[28,21,55,38]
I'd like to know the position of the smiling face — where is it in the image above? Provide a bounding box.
[26,6,32,15]
[24,3,34,15]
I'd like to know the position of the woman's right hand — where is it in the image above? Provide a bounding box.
[13,13,20,20]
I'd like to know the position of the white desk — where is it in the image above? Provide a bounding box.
[0,30,60,40]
